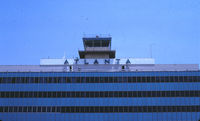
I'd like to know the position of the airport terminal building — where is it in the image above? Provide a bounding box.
[0,36,200,121]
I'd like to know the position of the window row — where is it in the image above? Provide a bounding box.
[0,106,199,113]
[0,76,200,83]
[0,91,199,98]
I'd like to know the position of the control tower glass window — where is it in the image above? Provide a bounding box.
[102,40,109,47]
[85,40,93,47]
[94,41,101,47]
[85,40,110,47]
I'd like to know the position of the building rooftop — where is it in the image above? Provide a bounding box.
[0,36,199,72]
[0,64,199,72]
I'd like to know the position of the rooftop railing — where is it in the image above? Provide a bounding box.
[83,34,111,38]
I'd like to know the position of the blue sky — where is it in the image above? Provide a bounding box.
[0,0,199,65]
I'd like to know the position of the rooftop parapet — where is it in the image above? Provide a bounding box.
[40,58,155,65]
[0,64,199,72]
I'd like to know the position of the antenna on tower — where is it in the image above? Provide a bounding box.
[149,44,155,58]
[63,52,66,59]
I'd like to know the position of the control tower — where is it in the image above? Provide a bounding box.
[78,36,116,59]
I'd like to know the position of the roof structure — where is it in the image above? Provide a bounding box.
[79,36,115,59]
[0,36,199,72]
